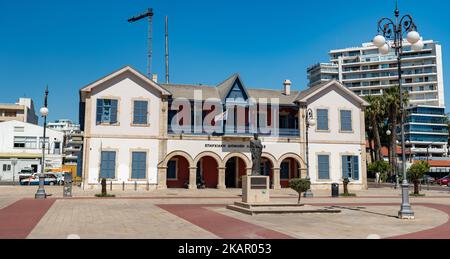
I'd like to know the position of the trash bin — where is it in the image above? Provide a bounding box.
[332,183,339,198]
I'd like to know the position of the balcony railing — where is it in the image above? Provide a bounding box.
[168,127,300,137]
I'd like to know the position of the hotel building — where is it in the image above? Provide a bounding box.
[307,40,445,107]
[79,66,369,191]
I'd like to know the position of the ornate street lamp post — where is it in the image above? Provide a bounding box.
[386,129,399,189]
[35,87,49,200]
[304,108,316,198]
[373,3,424,219]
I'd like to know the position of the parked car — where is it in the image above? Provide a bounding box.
[421,175,436,185]
[20,173,58,186]
[18,168,35,181]
[436,176,450,186]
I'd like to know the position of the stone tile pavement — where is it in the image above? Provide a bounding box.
[1,186,450,239]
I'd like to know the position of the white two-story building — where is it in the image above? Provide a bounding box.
[79,66,369,191]
[0,120,64,183]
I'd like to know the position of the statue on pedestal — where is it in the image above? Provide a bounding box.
[250,134,263,176]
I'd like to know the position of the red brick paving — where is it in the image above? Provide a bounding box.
[0,198,56,239]
[157,204,293,239]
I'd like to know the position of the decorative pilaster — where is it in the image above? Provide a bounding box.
[217,167,226,189]
[272,168,282,190]
[189,167,197,190]
[157,167,167,190]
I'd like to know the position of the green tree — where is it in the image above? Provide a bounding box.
[364,95,385,161]
[368,160,392,182]
[407,161,431,195]
[289,178,311,204]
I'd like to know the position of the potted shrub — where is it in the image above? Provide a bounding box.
[407,161,430,196]
[289,178,311,204]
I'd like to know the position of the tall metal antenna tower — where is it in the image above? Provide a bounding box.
[128,8,154,78]
[165,16,170,84]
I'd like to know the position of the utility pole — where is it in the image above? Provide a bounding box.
[128,8,154,78]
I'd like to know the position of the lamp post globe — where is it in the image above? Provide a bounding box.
[308,118,316,127]
[373,35,386,48]
[40,107,49,117]
[386,130,392,136]
[407,30,421,44]
[412,39,424,51]
[379,44,390,55]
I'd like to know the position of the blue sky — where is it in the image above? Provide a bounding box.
[1,0,449,123]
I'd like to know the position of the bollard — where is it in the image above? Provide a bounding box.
[135,181,137,191]
[123,182,125,191]
[146,181,149,191]
[110,181,112,191]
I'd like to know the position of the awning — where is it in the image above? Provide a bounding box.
[0,153,41,159]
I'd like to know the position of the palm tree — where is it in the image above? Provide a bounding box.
[364,95,384,161]
[383,86,409,179]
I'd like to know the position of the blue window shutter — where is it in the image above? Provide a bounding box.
[318,155,330,179]
[111,100,118,124]
[96,99,103,124]
[342,156,349,179]
[340,110,352,131]
[133,101,148,125]
[353,156,360,180]
[132,152,146,179]
[317,109,329,131]
[100,151,116,179]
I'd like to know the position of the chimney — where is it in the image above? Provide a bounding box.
[152,74,158,83]
[283,80,292,96]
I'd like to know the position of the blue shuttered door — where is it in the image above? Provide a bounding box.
[318,155,330,180]
[132,152,147,179]
[353,156,360,180]
[342,156,360,180]
[342,156,349,179]
[100,151,116,179]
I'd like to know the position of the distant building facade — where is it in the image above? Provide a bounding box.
[405,105,449,158]
[0,98,38,125]
[48,119,83,167]
[0,121,64,183]
[79,66,369,191]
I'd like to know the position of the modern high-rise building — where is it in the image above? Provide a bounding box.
[307,40,445,107]
[405,105,449,158]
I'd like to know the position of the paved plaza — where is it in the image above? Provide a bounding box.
[1,186,450,239]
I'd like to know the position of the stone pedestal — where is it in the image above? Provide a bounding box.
[242,176,270,204]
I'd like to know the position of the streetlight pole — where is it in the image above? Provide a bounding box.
[304,108,316,198]
[35,87,49,199]
[11,158,18,186]
[373,3,424,219]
